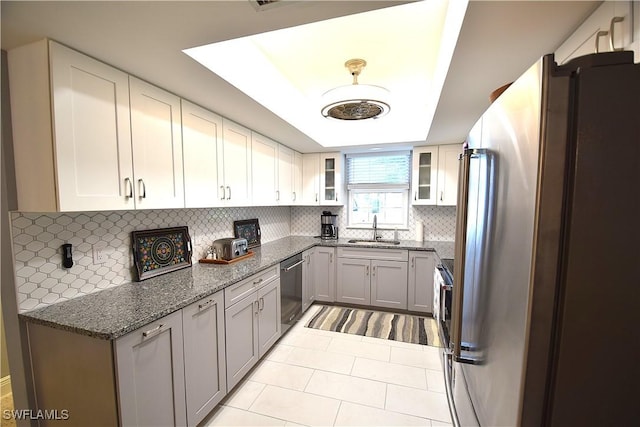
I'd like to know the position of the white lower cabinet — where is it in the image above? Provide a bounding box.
[336,248,409,310]
[182,292,227,426]
[225,271,281,390]
[302,248,316,312]
[115,311,187,427]
[313,247,336,302]
[407,251,437,313]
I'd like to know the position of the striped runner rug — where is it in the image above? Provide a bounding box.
[305,305,442,347]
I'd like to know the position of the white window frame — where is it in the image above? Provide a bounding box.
[346,151,411,229]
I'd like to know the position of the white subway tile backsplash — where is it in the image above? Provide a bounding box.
[11,206,291,312]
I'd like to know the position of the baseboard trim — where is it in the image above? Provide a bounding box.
[1,375,11,397]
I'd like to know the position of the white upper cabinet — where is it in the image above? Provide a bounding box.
[555,1,638,64]
[251,132,278,206]
[412,144,460,206]
[277,144,295,205]
[129,77,184,210]
[221,120,253,206]
[412,146,439,205]
[9,40,135,212]
[181,100,224,208]
[319,152,343,205]
[293,151,303,206]
[436,144,461,206]
[301,153,320,205]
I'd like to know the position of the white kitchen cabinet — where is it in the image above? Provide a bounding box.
[221,119,253,206]
[251,132,278,205]
[336,247,409,309]
[293,151,304,206]
[8,39,135,212]
[115,310,187,427]
[182,292,226,426]
[555,1,637,64]
[370,260,408,310]
[302,248,316,312]
[302,153,320,205]
[436,144,461,206]
[407,251,437,313]
[336,258,371,305]
[412,144,460,206]
[182,100,224,208]
[277,144,295,205]
[313,247,336,302]
[411,146,439,205]
[224,268,281,390]
[129,77,185,210]
[319,152,344,205]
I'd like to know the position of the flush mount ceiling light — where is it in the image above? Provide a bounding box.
[321,59,390,121]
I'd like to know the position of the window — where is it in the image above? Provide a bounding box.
[346,152,411,229]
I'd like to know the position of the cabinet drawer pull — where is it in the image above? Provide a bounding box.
[142,324,163,338]
[124,177,133,198]
[198,299,216,311]
[609,16,624,51]
[253,278,263,285]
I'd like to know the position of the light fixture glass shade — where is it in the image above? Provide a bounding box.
[321,84,390,120]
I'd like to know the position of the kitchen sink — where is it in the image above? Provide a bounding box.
[347,239,401,245]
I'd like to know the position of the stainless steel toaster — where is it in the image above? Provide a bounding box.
[212,238,248,261]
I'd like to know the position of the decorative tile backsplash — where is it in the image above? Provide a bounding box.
[11,204,455,312]
[291,205,456,241]
[11,207,290,312]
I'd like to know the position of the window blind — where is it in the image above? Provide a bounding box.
[346,152,411,188]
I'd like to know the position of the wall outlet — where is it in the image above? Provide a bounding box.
[92,243,111,264]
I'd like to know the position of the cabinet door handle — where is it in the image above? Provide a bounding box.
[293,192,296,202]
[595,30,609,54]
[414,191,417,201]
[609,16,625,51]
[335,192,338,202]
[440,191,444,202]
[198,299,216,311]
[142,324,163,339]
[138,179,146,199]
[330,253,333,263]
[254,300,259,315]
[226,186,231,200]
[372,266,376,276]
[411,257,415,268]
[315,193,318,202]
[124,177,133,198]
[276,190,280,201]
[220,186,226,200]
[366,265,369,276]
[259,297,264,311]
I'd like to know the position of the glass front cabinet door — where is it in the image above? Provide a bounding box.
[411,147,439,205]
[319,152,343,205]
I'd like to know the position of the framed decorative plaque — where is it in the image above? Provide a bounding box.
[233,219,261,248]
[131,226,192,281]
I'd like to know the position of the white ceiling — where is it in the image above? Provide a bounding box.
[1,0,599,153]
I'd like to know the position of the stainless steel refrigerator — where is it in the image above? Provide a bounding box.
[445,51,639,427]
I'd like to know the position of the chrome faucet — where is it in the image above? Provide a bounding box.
[372,214,380,240]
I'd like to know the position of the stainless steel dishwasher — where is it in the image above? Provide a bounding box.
[280,253,304,335]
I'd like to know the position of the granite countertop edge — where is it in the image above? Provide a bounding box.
[20,236,454,340]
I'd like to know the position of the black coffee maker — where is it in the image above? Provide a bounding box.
[320,211,338,240]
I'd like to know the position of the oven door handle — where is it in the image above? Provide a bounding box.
[282,259,305,272]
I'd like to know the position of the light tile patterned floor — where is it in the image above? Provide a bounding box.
[203,305,453,427]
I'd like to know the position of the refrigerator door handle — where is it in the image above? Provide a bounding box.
[452,148,486,364]
[443,352,461,427]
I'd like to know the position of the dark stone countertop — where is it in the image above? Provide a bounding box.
[20,236,454,340]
